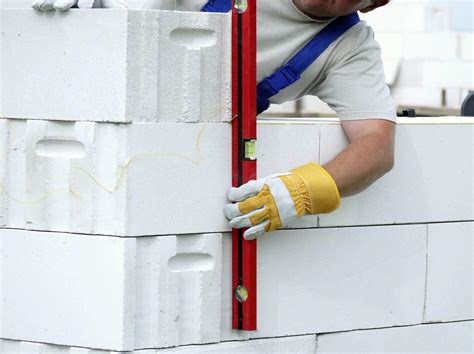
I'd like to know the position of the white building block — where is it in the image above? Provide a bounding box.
[319,119,474,227]
[393,60,425,87]
[256,121,320,177]
[0,339,124,354]
[422,61,474,89]
[2,118,473,234]
[317,321,474,354]
[0,119,326,235]
[424,222,474,323]
[446,88,466,109]
[403,33,458,60]
[0,229,223,350]
[0,229,136,350]
[0,9,231,123]
[0,120,231,236]
[300,96,335,115]
[424,3,452,32]
[361,3,427,33]
[375,33,404,60]
[263,101,297,116]
[221,225,427,341]
[0,336,317,353]
[459,33,474,60]
[156,335,317,353]
[134,233,223,349]
[0,0,31,8]
[383,60,401,86]
[391,87,442,108]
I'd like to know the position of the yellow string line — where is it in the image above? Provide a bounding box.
[0,124,208,204]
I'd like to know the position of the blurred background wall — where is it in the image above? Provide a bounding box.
[265,0,474,117]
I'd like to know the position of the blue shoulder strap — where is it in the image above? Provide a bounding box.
[201,1,360,114]
[201,0,232,13]
[257,13,360,113]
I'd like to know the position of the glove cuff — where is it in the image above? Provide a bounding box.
[289,162,340,214]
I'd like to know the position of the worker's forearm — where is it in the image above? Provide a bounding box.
[323,132,395,197]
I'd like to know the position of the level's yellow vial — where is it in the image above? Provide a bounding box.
[244,140,257,160]
[235,285,249,303]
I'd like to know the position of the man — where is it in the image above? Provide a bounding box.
[33,0,396,240]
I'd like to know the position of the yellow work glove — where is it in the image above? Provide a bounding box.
[224,162,340,240]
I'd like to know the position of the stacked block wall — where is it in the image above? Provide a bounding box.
[1,119,473,352]
[0,8,231,123]
[0,8,473,354]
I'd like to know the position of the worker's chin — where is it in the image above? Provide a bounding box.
[294,0,358,18]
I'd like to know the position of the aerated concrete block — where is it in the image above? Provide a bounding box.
[264,101,297,115]
[155,335,317,353]
[0,119,325,235]
[317,321,474,353]
[319,120,474,227]
[0,120,231,236]
[300,96,335,115]
[257,120,321,176]
[391,87,442,108]
[422,61,474,89]
[134,233,223,349]
[0,229,136,350]
[424,222,474,323]
[0,229,223,351]
[403,33,458,60]
[221,224,427,341]
[0,336,317,353]
[459,33,474,60]
[2,118,473,234]
[374,33,404,60]
[360,3,427,33]
[0,8,231,123]
[0,339,125,354]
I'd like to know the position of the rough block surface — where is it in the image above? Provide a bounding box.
[424,222,474,323]
[317,321,474,354]
[0,336,317,353]
[0,229,136,350]
[221,224,427,341]
[156,335,317,353]
[0,230,223,351]
[319,119,474,227]
[134,233,223,349]
[2,118,473,234]
[0,9,231,123]
[0,119,326,235]
[0,120,231,236]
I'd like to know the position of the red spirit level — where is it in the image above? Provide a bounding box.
[231,0,257,331]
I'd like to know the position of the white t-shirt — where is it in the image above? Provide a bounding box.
[177,0,397,122]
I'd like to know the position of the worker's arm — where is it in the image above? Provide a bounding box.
[224,118,396,240]
[323,118,396,197]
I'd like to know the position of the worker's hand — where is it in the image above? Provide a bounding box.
[32,0,78,11]
[224,163,340,240]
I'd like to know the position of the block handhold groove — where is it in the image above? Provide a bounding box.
[35,139,86,159]
[168,253,215,272]
[169,27,217,48]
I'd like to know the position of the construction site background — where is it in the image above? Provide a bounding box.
[264,0,474,118]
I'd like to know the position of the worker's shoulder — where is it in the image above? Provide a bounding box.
[336,20,381,54]
[326,20,381,65]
